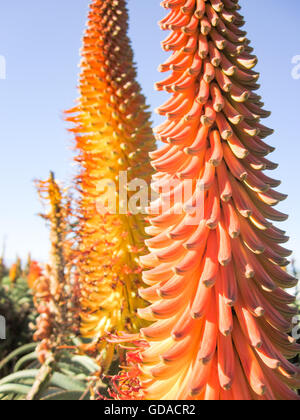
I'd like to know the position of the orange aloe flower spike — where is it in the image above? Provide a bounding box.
[133,0,300,400]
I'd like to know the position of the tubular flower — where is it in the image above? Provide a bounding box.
[66,0,155,364]
[136,0,300,400]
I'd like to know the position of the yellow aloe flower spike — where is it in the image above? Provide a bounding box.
[9,257,22,284]
[66,0,155,368]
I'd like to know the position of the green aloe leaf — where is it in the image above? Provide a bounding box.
[70,356,100,374]
[0,369,39,386]
[0,384,31,395]
[50,373,86,392]
[57,362,85,376]
[0,343,37,371]
[14,352,38,372]
[41,390,89,401]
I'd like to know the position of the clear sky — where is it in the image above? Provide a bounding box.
[0,0,299,265]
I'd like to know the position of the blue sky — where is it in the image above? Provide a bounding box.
[0,0,299,264]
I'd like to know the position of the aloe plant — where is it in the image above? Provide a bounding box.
[0,343,100,400]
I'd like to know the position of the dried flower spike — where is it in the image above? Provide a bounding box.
[34,173,76,350]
